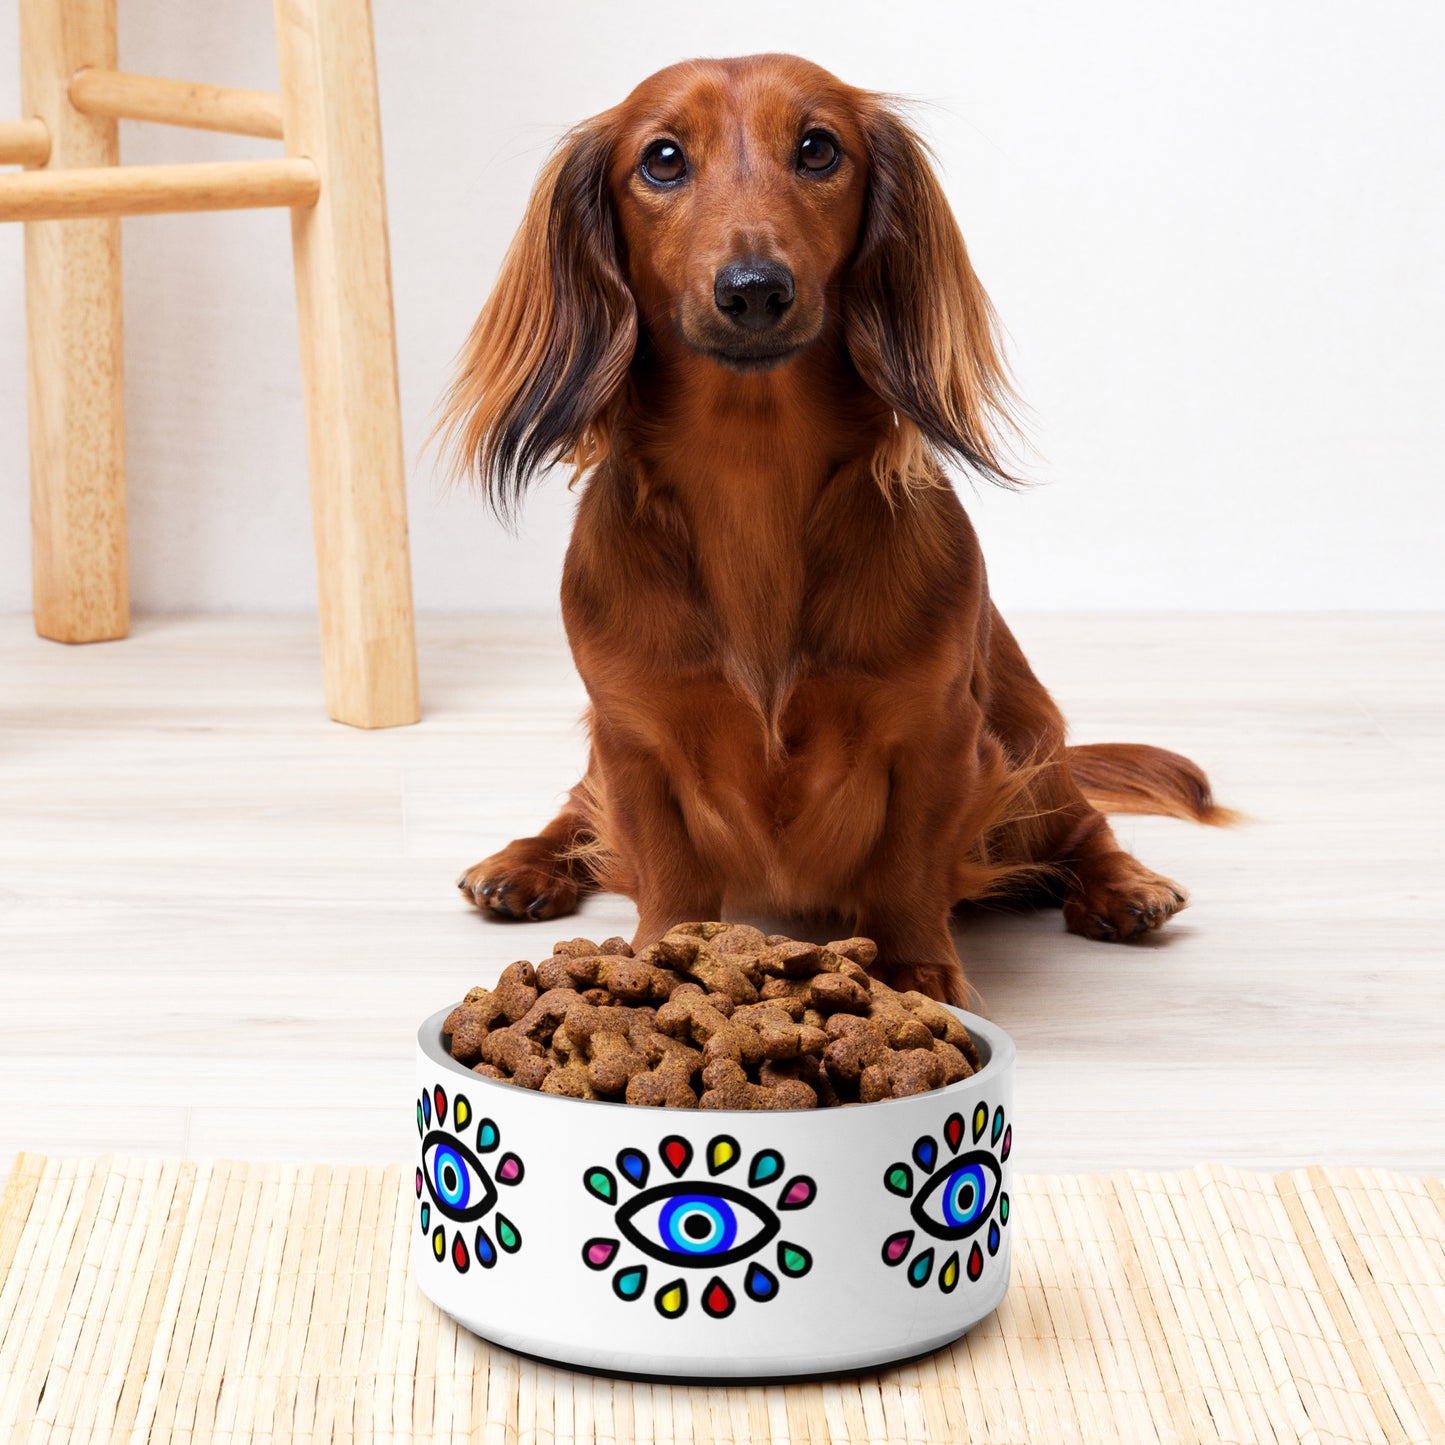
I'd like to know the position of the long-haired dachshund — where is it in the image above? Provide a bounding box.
[443,54,1232,1005]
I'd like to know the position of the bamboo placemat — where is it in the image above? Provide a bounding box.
[1,1156,1442,1443]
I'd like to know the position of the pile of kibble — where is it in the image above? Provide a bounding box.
[442,921,979,1110]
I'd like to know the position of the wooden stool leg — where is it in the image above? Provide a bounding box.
[21,0,127,643]
[273,0,420,728]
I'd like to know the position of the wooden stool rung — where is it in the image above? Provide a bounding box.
[68,68,284,141]
[0,156,319,221]
[0,117,49,166]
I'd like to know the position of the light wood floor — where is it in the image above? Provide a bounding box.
[2,613,1441,1174]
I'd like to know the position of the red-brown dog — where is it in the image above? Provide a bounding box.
[443,54,1232,1005]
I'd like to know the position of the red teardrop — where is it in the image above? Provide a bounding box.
[664,1139,689,1172]
[967,1242,983,1280]
[704,1279,734,1317]
[945,1113,963,1150]
[453,1233,469,1271]
[434,1085,447,1127]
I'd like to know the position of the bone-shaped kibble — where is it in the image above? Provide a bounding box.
[443,993,505,1062]
[700,1057,817,1110]
[562,953,678,1003]
[859,1047,945,1101]
[645,935,759,1003]
[478,1026,553,1090]
[625,1045,702,1107]
[656,993,767,1068]
[564,1000,651,1097]
[493,960,540,1022]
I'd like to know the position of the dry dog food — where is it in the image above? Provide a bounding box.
[442,922,980,1110]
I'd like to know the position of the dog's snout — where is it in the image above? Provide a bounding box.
[713,259,795,330]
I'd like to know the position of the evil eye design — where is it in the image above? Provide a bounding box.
[415,1090,524,1273]
[617,1182,778,1267]
[421,1132,497,1222]
[584,1134,817,1318]
[911,1154,1001,1239]
[882,1103,1011,1293]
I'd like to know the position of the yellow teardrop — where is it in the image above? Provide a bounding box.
[712,1140,734,1168]
[973,1103,987,1141]
[454,1097,470,1129]
[660,1286,683,1314]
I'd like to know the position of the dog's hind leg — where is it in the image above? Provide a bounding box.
[457,772,600,921]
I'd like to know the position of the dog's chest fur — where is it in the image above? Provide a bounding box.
[564,449,985,904]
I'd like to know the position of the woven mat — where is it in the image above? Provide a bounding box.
[2,1157,1443,1444]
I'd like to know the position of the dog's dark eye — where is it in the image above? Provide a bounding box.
[798,131,839,174]
[641,140,686,185]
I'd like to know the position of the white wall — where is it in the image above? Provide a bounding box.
[1,0,1441,613]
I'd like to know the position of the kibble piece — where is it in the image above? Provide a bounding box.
[699,1058,817,1111]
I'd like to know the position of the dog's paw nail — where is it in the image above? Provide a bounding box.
[526,893,552,919]
[1170,890,1185,904]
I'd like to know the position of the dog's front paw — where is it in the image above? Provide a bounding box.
[457,846,580,922]
[1063,852,1187,942]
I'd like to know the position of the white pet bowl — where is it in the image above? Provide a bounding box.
[413,1004,1016,1380]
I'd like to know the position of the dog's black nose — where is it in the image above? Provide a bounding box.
[713,259,794,330]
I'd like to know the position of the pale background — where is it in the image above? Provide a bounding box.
[0,0,1441,614]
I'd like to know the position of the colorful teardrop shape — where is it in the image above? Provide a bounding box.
[414,1167,423,1197]
[497,1152,523,1184]
[416,1102,424,1137]
[617,1148,649,1187]
[453,1095,470,1131]
[972,1102,987,1142]
[495,1214,521,1252]
[884,1163,913,1196]
[434,1086,448,1127]
[944,1112,963,1152]
[661,1136,692,1177]
[749,1149,783,1187]
[477,1119,498,1153]
[778,1176,815,1210]
[940,1252,960,1294]
[1000,1192,1010,1225]
[474,1226,496,1268]
[968,1242,983,1280]
[882,1230,913,1265]
[419,1203,429,1232]
[1001,1125,1012,1162]
[422,1091,431,1126]
[744,1263,778,1301]
[909,1248,935,1288]
[452,1232,469,1273]
[708,1135,739,1175]
[655,1280,687,1317]
[702,1277,735,1318]
[992,1105,1005,1145]
[913,1136,937,1171]
[988,1219,1000,1256]
[778,1241,812,1277]
[583,1237,618,1270]
[584,1167,616,1203]
[613,1266,646,1300]
[432,1225,445,1260]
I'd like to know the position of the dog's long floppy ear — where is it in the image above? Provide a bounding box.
[846,103,1018,490]
[438,117,637,522]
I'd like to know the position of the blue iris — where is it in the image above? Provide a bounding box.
[942,1163,987,1229]
[658,1193,739,1256]
[433,1144,470,1210]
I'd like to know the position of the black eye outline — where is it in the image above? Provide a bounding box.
[615,1180,780,1267]
[797,129,841,176]
[909,1150,1001,1241]
[421,1129,498,1223]
[640,139,687,186]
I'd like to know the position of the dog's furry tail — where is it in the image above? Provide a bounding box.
[1066,743,1241,826]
